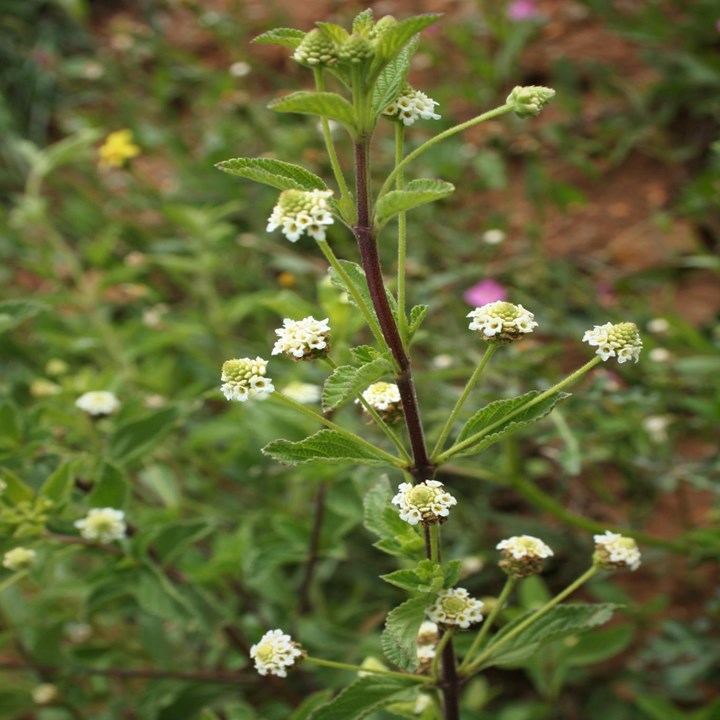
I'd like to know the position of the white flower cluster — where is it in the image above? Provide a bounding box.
[383,88,441,126]
[360,382,400,411]
[282,381,321,404]
[250,629,303,677]
[75,508,126,544]
[75,391,121,416]
[416,621,439,667]
[467,301,538,342]
[221,357,274,402]
[497,535,554,578]
[3,547,36,571]
[392,480,457,526]
[267,189,334,242]
[426,588,484,629]
[272,316,330,360]
[593,531,641,572]
[582,322,643,363]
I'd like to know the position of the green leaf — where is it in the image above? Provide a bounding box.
[350,345,389,365]
[88,460,129,509]
[329,260,398,323]
[381,560,445,594]
[374,179,455,227]
[480,603,620,669]
[0,469,34,504]
[0,402,21,448]
[39,460,77,505]
[252,27,306,49]
[108,407,179,466]
[269,91,356,128]
[372,37,418,116]
[408,304,429,339]
[0,300,46,334]
[634,695,687,720]
[315,22,349,45]
[562,624,633,667]
[370,15,442,79]
[308,676,418,720]
[263,429,396,467]
[443,560,463,589]
[149,520,214,564]
[322,358,392,412]
[290,690,335,720]
[450,390,571,459]
[215,157,328,192]
[381,594,434,671]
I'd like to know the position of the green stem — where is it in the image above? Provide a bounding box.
[322,357,411,463]
[459,577,516,673]
[464,566,599,675]
[315,238,385,346]
[431,345,497,458]
[435,356,602,463]
[395,122,409,347]
[378,104,514,201]
[304,655,432,683]
[429,523,441,563]
[430,629,453,682]
[271,391,404,467]
[0,571,29,594]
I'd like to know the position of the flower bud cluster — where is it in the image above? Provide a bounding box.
[75,508,126,544]
[416,621,439,669]
[506,85,556,117]
[426,588,484,629]
[467,301,538,342]
[582,322,643,363]
[358,381,403,422]
[267,189,334,243]
[250,629,304,677]
[221,357,274,402]
[392,480,457,526]
[383,86,441,126]
[593,531,641,571]
[272,316,331,360]
[292,29,338,67]
[497,535,553,578]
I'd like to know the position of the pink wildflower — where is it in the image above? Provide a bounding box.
[463,279,507,307]
[507,0,539,21]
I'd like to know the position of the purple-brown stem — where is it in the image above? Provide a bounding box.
[298,481,328,614]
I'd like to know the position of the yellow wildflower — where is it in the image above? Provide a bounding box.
[98,130,140,168]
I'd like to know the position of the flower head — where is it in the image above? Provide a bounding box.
[392,480,457,526]
[593,531,641,571]
[582,322,642,363]
[221,357,274,402]
[250,629,304,677]
[3,547,37,571]
[75,391,121,417]
[98,130,140,168]
[507,0,539,21]
[74,508,126,544]
[267,189,334,243]
[384,85,441,126]
[506,85,555,118]
[426,588,484,629]
[272,316,331,360]
[357,381,403,422]
[497,535,553,578]
[467,301,538,343]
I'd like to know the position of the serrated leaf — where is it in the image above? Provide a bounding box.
[381,560,444,593]
[88,460,129,509]
[480,603,620,669]
[315,22,348,45]
[363,479,393,538]
[408,304,429,339]
[252,28,306,49]
[351,345,388,364]
[372,37,418,116]
[329,260,398,322]
[269,91,356,128]
[308,676,418,720]
[370,14,442,80]
[108,407,179,466]
[263,429,396,467]
[375,179,455,227]
[0,300,46,334]
[215,157,327,192]
[450,390,570,459]
[322,358,392,412]
[381,594,434,670]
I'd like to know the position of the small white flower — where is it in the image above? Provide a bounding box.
[582,322,642,363]
[593,530,641,571]
[649,348,671,363]
[359,382,401,411]
[0,479,7,494]
[647,317,670,334]
[75,391,121,416]
[221,357,274,402]
[482,228,506,245]
[229,61,251,77]
[384,87,441,126]
[467,301,538,343]
[643,415,672,443]
[272,316,331,360]
[426,588,484,629]
[282,381,322,404]
[497,535,553,578]
[392,480,457,526]
[250,629,303,677]
[32,684,58,705]
[74,508,126,544]
[267,189,334,243]
[3,547,36,571]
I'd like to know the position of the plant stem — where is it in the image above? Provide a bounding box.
[378,104,515,201]
[429,523,441,563]
[303,656,432,683]
[464,566,599,675]
[439,636,461,720]
[431,345,497,458]
[395,122,409,346]
[271,390,404,467]
[430,629,453,681]
[459,577,516,673]
[298,481,327,615]
[436,356,602,463]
